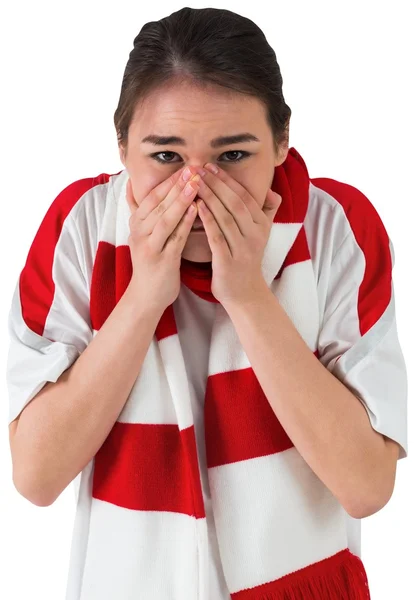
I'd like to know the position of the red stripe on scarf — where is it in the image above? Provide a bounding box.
[92,421,205,518]
[231,548,371,599]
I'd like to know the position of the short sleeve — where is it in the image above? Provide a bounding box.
[317,205,408,461]
[6,187,94,425]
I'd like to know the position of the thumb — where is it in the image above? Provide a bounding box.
[263,189,282,218]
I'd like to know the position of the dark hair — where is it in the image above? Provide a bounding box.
[114,7,291,158]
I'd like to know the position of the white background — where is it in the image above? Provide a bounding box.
[1,1,413,598]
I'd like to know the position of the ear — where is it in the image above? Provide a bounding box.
[274,141,289,167]
[274,121,290,166]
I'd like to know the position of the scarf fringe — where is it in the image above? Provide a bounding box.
[233,549,371,599]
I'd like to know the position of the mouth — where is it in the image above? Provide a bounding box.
[191,197,205,230]
[191,217,204,229]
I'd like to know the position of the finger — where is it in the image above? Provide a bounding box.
[165,202,198,254]
[201,168,264,225]
[138,167,198,221]
[150,176,200,251]
[125,169,187,217]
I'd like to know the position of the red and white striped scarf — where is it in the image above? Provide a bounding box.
[86,148,371,599]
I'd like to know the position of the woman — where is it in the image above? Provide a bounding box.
[7,7,407,600]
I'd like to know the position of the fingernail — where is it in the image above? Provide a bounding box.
[182,167,192,181]
[205,163,219,174]
[185,180,198,196]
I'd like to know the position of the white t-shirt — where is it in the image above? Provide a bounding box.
[6,168,408,599]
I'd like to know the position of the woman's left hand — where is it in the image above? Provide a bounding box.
[195,163,282,307]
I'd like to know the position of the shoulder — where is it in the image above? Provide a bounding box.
[40,169,125,256]
[307,176,391,262]
[22,169,125,292]
[310,176,387,226]
[46,170,123,228]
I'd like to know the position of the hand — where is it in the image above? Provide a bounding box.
[125,167,201,312]
[194,164,282,307]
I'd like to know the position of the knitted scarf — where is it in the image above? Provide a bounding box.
[86,147,371,599]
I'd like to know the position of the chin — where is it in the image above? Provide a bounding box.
[182,234,212,262]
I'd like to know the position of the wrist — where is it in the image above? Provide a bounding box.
[123,281,165,320]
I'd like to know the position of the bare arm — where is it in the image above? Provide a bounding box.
[9,281,163,506]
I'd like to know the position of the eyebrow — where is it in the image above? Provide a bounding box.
[141,133,260,148]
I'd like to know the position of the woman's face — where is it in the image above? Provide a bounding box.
[119,80,288,262]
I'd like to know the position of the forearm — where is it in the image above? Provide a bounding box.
[12,282,163,506]
[224,285,390,519]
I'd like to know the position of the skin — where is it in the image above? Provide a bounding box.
[118,79,289,262]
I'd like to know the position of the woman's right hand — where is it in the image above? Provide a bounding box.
[125,167,201,312]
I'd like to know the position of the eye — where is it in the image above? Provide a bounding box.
[220,151,251,163]
[150,150,252,165]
